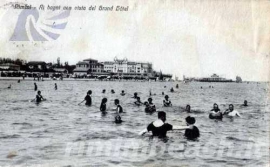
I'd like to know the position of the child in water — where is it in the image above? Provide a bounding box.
[114,99,123,113]
[163,95,172,107]
[100,98,107,112]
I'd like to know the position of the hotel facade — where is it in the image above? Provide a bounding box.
[101,57,153,74]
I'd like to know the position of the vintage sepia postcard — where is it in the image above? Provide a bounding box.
[0,0,269,166]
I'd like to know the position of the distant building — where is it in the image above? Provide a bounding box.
[27,61,47,71]
[101,57,153,74]
[73,58,104,75]
[53,68,68,74]
[0,63,20,71]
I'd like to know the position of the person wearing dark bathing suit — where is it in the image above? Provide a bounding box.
[132,92,138,99]
[163,95,172,107]
[84,90,92,106]
[145,98,156,113]
[111,89,115,94]
[242,100,248,107]
[54,83,57,90]
[170,87,174,92]
[120,90,125,96]
[176,84,179,89]
[209,103,222,120]
[35,90,45,103]
[134,97,143,106]
[186,105,191,112]
[184,116,200,140]
[115,115,122,124]
[34,83,37,91]
[114,99,123,113]
[100,98,107,112]
[139,111,193,138]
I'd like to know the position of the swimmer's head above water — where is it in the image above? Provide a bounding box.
[158,111,166,122]
[87,90,92,95]
[185,116,196,125]
[115,115,122,124]
[213,103,219,110]
[101,98,107,104]
[244,100,248,106]
[186,105,191,112]
[229,104,234,111]
[114,99,119,105]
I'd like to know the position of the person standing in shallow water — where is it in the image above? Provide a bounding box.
[120,90,125,96]
[134,97,143,106]
[223,104,241,117]
[145,98,156,113]
[132,92,138,99]
[115,115,122,124]
[35,90,45,103]
[163,95,172,107]
[111,89,115,94]
[54,83,57,90]
[34,83,38,91]
[100,98,107,112]
[185,105,191,112]
[184,116,200,140]
[139,111,194,138]
[84,90,92,106]
[114,99,123,113]
[209,103,222,120]
[242,100,248,107]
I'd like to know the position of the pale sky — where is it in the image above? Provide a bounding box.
[0,0,269,81]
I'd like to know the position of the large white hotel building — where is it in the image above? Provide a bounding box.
[101,57,153,74]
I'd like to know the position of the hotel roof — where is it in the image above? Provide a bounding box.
[83,58,98,62]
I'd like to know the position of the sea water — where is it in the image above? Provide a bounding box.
[0,80,269,166]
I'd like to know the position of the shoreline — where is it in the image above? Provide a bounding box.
[0,77,172,82]
[0,77,267,83]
